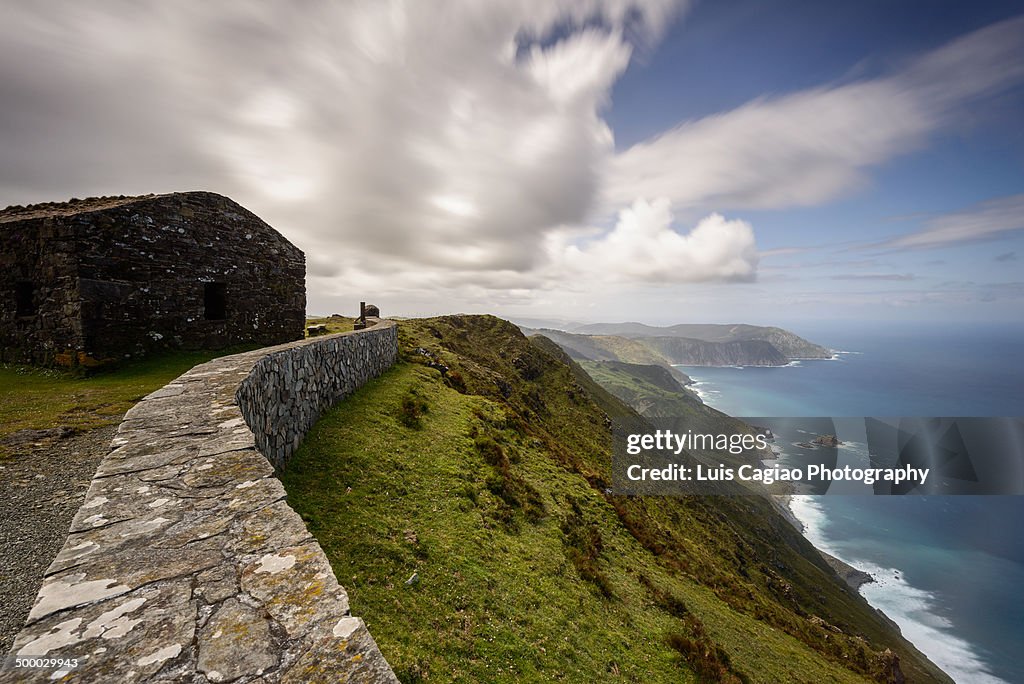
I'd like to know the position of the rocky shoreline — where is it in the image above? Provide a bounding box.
[819,550,875,590]
[773,495,875,591]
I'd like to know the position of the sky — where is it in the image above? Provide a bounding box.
[2,1,1023,328]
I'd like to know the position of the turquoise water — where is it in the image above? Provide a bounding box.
[676,322,1024,684]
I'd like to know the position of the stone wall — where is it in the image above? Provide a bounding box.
[0,322,400,683]
[0,192,305,364]
[0,210,82,363]
[236,319,398,470]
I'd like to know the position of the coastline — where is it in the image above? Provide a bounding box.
[819,549,875,591]
[772,494,875,591]
[682,330,1020,684]
[785,495,1014,684]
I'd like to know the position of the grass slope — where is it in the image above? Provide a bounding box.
[577,360,701,418]
[574,358,774,471]
[519,328,674,367]
[304,314,356,336]
[282,315,950,684]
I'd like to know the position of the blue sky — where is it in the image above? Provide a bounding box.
[593,1,1024,327]
[609,0,1024,145]
[1,1,1022,327]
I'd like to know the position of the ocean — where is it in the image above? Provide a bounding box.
[675,321,1024,684]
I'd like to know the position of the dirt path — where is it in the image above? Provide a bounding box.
[0,424,117,657]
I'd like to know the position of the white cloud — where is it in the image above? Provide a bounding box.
[606,15,1024,212]
[558,198,758,282]
[876,194,1024,250]
[0,0,684,282]
[830,273,916,282]
[0,4,1022,319]
[606,80,927,210]
[525,27,633,107]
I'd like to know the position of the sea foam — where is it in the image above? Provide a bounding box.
[789,496,1008,684]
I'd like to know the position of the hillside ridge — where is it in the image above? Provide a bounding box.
[518,320,832,366]
[282,314,951,683]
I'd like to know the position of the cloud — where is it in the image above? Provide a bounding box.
[0,4,1021,318]
[874,194,1024,251]
[316,196,759,301]
[606,81,927,211]
[0,0,683,282]
[830,273,915,281]
[995,252,1017,262]
[558,198,758,282]
[605,15,1024,212]
[759,247,814,258]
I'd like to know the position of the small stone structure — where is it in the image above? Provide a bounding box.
[1,321,399,683]
[0,192,305,364]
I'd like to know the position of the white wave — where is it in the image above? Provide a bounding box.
[788,496,1008,684]
[686,383,722,404]
[787,497,836,552]
[825,350,862,360]
[859,565,1007,684]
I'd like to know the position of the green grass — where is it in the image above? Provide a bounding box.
[578,360,698,418]
[305,315,356,336]
[574,357,772,474]
[282,316,951,684]
[1,315,355,456]
[0,347,256,458]
[284,362,706,682]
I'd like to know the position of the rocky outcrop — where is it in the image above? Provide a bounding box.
[819,551,874,590]
[1,323,399,683]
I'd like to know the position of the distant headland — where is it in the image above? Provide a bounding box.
[517,320,831,368]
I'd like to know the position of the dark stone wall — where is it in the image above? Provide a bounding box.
[0,192,305,363]
[236,319,398,470]
[0,218,81,363]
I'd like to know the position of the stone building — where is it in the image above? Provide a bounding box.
[0,191,305,364]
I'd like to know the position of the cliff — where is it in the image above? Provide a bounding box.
[521,327,794,367]
[574,359,699,416]
[641,336,789,366]
[281,314,951,683]
[520,327,672,365]
[573,322,832,360]
[582,359,694,393]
